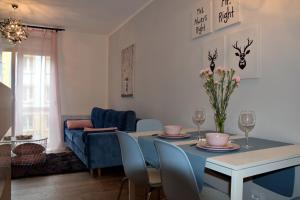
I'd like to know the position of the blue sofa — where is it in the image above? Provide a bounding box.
[64,107,136,170]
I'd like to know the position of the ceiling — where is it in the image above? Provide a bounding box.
[0,0,152,35]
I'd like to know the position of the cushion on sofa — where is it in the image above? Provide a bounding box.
[67,119,93,129]
[103,110,127,130]
[91,107,136,131]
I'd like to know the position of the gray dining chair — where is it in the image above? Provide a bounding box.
[116,131,161,200]
[136,119,164,132]
[154,139,229,200]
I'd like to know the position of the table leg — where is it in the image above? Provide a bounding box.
[231,171,243,200]
[129,180,136,200]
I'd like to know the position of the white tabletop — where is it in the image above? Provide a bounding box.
[208,144,300,170]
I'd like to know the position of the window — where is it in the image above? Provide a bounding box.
[0,51,12,137]
[23,114,34,132]
[17,54,52,137]
[23,86,34,103]
[0,51,12,88]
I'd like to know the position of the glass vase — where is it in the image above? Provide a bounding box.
[215,114,226,133]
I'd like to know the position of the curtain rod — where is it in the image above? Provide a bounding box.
[23,24,65,32]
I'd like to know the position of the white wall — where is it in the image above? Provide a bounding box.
[108,0,300,144]
[58,31,109,116]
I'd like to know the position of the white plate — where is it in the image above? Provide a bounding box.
[196,141,240,151]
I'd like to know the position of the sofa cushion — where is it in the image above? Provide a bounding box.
[103,110,136,131]
[66,119,93,129]
[91,107,136,131]
[91,107,107,128]
[103,110,127,130]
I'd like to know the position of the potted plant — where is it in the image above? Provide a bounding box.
[200,66,240,133]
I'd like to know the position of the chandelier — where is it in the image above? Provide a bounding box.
[0,4,28,44]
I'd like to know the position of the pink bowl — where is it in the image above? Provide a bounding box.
[164,125,182,135]
[206,133,229,146]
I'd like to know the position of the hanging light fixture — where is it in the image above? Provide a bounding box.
[0,3,28,44]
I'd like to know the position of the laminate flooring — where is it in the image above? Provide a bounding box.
[12,169,148,200]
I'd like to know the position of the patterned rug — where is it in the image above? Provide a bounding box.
[12,151,88,179]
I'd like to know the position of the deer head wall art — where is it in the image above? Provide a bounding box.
[232,38,254,70]
[208,49,218,72]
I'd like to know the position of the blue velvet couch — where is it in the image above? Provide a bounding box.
[64,107,136,170]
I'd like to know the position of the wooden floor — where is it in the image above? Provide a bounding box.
[12,169,148,200]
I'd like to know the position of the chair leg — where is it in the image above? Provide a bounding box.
[117,177,128,200]
[146,187,154,200]
[97,168,102,177]
[151,188,160,200]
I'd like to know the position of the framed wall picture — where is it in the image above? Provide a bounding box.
[226,26,261,79]
[202,36,225,72]
[121,44,135,97]
[213,0,240,31]
[192,0,212,39]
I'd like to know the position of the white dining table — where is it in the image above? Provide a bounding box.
[206,144,300,200]
[130,130,300,200]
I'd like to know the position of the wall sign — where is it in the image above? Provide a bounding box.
[192,0,212,39]
[121,44,135,97]
[213,0,240,31]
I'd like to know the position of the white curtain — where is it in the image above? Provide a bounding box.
[15,29,63,151]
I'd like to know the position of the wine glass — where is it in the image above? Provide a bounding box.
[192,109,206,140]
[239,111,256,149]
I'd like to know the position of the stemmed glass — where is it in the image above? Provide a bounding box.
[192,109,206,140]
[239,111,256,149]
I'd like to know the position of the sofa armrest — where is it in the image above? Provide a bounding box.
[82,132,122,169]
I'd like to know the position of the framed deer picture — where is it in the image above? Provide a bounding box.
[227,26,261,79]
[202,36,225,71]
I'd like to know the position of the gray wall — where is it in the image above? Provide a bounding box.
[108,0,300,144]
[58,31,109,116]
[108,0,300,199]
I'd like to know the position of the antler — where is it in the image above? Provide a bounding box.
[208,51,212,61]
[232,41,242,54]
[213,49,218,59]
[208,49,218,61]
[244,38,253,52]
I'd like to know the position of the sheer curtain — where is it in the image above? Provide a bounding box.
[15,29,62,151]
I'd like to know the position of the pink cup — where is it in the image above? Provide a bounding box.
[164,125,182,135]
[206,133,229,146]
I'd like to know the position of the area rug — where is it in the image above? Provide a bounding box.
[12,151,88,179]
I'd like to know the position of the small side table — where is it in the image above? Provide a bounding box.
[11,136,48,166]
